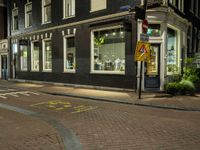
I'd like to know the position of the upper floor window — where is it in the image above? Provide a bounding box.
[178,0,184,12]
[42,0,51,24]
[25,2,32,28]
[12,7,19,31]
[169,0,176,6]
[63,0,75,18]
[90,0,107,12]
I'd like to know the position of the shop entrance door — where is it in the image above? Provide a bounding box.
[145,44,160,89]
[1,55,8,80]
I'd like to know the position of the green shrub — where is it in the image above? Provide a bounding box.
[165,82,182,95]
[186,75,200,84]
[180,79,196,95]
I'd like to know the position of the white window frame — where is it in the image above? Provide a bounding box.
[194,28,197,52]
[196,0,199,16]
[90,25,125,75]
[90,0,107,12]
[166,25,181,75]
[31,41,40,71]
[42,0,51,24]
[12,7,19,31]
[25,2,32,28]
[63,0,75,19]
[42,38,52,72]
[178,0,184,12]
[63,34,76,73]
[20,45,28,71]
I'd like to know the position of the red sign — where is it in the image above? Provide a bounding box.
[142,19,148,34]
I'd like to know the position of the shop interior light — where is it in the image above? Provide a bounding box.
[112,32,116,36]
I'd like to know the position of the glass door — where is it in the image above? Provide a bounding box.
[145,44,160,89]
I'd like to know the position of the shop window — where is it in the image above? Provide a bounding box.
[25,2,32,28]
[63,0,75,18]
[43,39,52,71]
[31,41,40,71]
[12,8,19,31]
[167,28,178,75]
[64,36,76,72]
[20,45,28,71]
[90,0,107,12]
[91,27,125,74]
[147,24,161,37]
[42,0,51,24]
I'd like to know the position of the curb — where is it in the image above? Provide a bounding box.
[42,91,200,112]
[134,103,200,112]
[41,91,134,105]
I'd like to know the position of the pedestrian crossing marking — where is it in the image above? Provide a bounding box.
[0,91,40,99]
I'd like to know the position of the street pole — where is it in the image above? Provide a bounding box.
[138,0,148,99]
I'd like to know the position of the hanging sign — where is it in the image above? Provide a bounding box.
[135,41,151,62]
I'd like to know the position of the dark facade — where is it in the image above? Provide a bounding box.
[0,0,7,39]
[6,0,200,90]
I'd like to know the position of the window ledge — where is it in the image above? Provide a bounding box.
[25,26,32,29]
[42,21,52,25]
[31,70,39,72]
[63,70,76,74]
[42,70,52,72]
[90,8,107,13]
[90,71,125,75]
[63,15,75,20]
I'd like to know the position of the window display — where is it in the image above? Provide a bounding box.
[147,24,161,37]
[147,45,158,75]
[64,36,76,71]
[43,40,52,71]
[20,45,28,71]
[92,27,125,73]
[167,28,178,74]
[31,42,39,71]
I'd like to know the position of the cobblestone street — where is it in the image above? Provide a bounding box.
[0,83,200,150]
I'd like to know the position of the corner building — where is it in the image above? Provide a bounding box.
[7,0,200,91]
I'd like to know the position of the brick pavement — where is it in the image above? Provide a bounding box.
[0,81,200,150]
[0,108,65,150]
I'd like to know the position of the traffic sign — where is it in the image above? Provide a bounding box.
[142,19,148,34]
[140,33,149,42]
[135,41,151,62]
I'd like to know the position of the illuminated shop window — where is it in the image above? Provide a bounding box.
[43,39,52,71]
[147,24,161,37]
[31,41,40,71]
[167,28,178,75]
[91,27,125,74]
[64,36,76,72]
[63,0,75,18]
[20,45,28,71]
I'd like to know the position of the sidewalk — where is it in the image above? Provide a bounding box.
[2,80,200,111]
